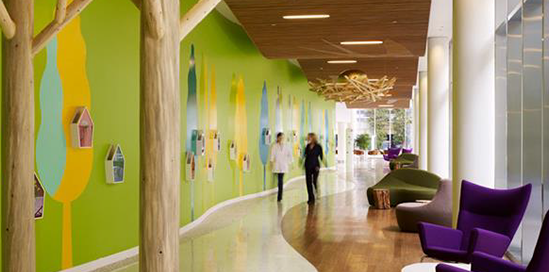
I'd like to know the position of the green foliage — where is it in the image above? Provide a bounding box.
[368,109,411,149]
[355,133,371,150]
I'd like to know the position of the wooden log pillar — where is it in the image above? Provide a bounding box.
[139,0,180,271]
[1,0,36,270]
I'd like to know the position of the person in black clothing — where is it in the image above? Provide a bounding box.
[303,133,323,205]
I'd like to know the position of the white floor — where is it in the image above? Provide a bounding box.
[111,160,388,272]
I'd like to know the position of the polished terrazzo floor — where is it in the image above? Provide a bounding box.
[110,158,424,272]
[113,161,368,272]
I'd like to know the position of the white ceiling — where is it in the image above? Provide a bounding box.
[418,0,452,74]
[427,0,452,38]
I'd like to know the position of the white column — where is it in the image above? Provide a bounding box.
[453,0,495,187]
[337,122,347,164]
[345,125,354,170]
[453,0,495,191]
[419,71,428,170]
[427,37,450,178]
[413,86,420,154]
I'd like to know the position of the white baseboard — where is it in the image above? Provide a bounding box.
[59,167,336,272]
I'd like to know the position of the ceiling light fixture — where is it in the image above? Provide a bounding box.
[327,60,357,64]
[283,14,330,20]
[340,40,383,45]
[378,104,394,108]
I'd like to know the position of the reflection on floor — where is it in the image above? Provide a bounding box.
[114,168,355,272]
[282,160,425,272]
[112,158,421,272]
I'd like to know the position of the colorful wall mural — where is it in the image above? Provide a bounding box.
[234,76,249,196]
[36,4,93,268]
[275,87,283,134]
[25,1,335,271]
[259,82,270,190]
[186,45,198,221]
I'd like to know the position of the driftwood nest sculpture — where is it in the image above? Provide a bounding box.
[309,70,396,103]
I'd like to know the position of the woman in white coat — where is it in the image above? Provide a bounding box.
[271,132,293,201]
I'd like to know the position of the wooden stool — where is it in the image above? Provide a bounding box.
[373,189,391,209]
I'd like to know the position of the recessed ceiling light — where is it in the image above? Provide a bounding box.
[327,60,357,64]
[340,40,383,45]
[380,93,393,97]
[283,14,330,20]
[379,104,394,108]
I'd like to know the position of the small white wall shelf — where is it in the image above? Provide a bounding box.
[263,128,272,145]
[229,141,237,160]
[192,130,205,156]
[207,158,214,182]
[70,107,94,149]
[291,131,298,143]
[242,153,251,172]
[34,172,45,220]
[105,144,125,184]
[210,130,221,152]
[335,133,339,155]
[186,152,196,181]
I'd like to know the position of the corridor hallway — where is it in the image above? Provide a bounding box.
[111,158,423,272]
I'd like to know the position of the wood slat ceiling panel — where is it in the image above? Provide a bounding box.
[225,0,431,59]
[223,0,431,108]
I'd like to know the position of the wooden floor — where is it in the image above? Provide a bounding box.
[282,172,424,272]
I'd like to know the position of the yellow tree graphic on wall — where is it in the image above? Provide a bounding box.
[234,76,248,196]
[35,0,93,269]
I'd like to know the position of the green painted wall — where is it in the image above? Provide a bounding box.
[2,0,334,271]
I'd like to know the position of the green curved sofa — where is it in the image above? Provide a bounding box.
[367,169,441,207]
[389,153,419,170]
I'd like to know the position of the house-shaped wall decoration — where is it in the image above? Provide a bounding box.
[210,130,221,152]
[70,107,94,148]
[263,128,272,145]
[214,132,221,152]
[229,142,237,160]
[105,144,125,184]
[34,173,45,220]
[185,152,196,181]
[192,130,205,156]
[242,153,251,172]
[207,158,214,182]
[291,131,298,142]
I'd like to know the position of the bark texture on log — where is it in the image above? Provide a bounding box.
[1,0,36,270]
[373,189,391,210]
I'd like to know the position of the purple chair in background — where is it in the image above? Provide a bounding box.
[383,147,401,162]
[436,210,549,272]
[418,180,532,263]
[402,148,413,154]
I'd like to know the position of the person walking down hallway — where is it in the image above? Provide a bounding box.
[271,132,293,202]
[304,133,323,205]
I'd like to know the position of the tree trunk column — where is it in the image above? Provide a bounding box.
[139,0,180,271]
[2,0,36,272]
[1,0,36,270]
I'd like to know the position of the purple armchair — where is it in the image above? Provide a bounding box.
[436,210,549,272]
[418,180,532,263]
[402,148,413,154]
[383,147,401,162]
